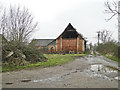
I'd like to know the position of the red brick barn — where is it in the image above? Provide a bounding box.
[48,23,86,53]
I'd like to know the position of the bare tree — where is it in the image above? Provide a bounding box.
[104,0,120,21]
[104,1,120,45]
[0,6,38,42]
[99,30,113,44]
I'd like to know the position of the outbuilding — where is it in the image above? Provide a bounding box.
[47,23,86,53]
[31,23,86,53]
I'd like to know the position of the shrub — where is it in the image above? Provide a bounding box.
[96,41,119,58]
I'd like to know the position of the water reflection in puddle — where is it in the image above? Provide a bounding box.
[114,76,120,80]
[90,64,118,73]
[85,64,119,81]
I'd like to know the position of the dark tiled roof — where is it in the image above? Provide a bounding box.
[31,39,54,46]
[57,23,85,40]
[64,23,76,31]
[47,39,56,46]
[31,23,86,46]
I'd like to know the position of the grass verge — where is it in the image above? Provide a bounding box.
[105,55,119,62]
[98,52,119,62]
[2,54,87,72]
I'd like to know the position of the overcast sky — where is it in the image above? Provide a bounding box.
[0,0,118,44]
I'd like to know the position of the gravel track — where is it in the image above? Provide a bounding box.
[2,55,119,88]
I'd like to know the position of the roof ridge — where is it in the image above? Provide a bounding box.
[65,23,76,31]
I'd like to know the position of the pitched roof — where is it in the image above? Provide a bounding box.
[64,23,76,31]
[31,23,86,47]
[57,23,85,40]
[47,39,56,46]
[31,39,54,46]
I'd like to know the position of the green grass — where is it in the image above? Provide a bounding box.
[105,56,119,62]
[98,52,119,62]
[2,54,86,72]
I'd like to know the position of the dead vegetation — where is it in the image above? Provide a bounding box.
[2,35,47,67]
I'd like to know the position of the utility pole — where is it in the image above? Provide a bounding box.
[118,1,120,45]
[97,31,100,45]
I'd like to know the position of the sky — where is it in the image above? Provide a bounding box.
[0,0,118,44]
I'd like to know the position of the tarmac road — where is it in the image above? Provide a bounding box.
[2,54,119,88]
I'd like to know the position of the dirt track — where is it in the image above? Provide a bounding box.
[2,54,119,88]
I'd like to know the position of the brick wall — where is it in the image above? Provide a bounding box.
[50,35,84,53]
[78,36,83,53]
[57,36,62,51]
[62,38,77,53]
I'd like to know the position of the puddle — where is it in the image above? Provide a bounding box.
[5,82,13,85]
[90,64,118,73]
[84,64,119,81]
[114,76,120,81]
[21,79,31,82]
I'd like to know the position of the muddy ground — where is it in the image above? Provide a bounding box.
[2,54,119,88]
